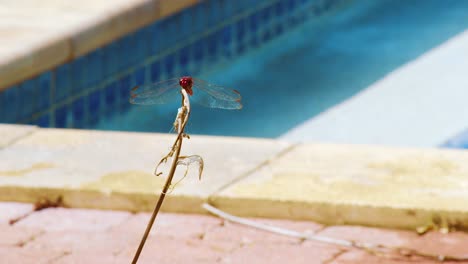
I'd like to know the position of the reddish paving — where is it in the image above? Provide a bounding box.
[1,202,467,264]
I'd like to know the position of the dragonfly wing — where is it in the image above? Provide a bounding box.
[191,87,243,109]
[129,79,181,105]
[192,78,242,102]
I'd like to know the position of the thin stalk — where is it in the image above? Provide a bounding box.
[132,90,190,264]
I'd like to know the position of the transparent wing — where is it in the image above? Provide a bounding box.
[129,78,181,105]
[191,86,243,109]
[192,78,242,102]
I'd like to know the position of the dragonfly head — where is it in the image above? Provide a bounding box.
[179,76,193,96]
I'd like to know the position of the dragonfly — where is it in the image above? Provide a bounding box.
[129,76,242,109]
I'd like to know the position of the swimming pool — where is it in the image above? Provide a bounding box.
[95,0,468,138]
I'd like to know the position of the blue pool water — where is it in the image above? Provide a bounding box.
[96,0,468,138]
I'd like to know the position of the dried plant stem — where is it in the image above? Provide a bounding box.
[132,90,190,264]
[202,203,468,262]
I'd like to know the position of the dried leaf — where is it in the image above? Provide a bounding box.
[177,155,204,180]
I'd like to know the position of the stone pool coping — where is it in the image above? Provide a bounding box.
[0,0,198,91]
[1,124,468,231]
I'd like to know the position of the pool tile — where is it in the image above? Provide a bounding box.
[72,98,86,128]
[88,90,102,118]
[86,50,103,88]
[55,64,71,103]
[164,54,176,77]
[134,67,146,87]
[103,42,120,78]
[287,0,298,12]
[260,6,271,25]
[117,35,132,71]
[275,1,285,16]
[159,17,177,52]
[19,79,37,121]
[148,22,162,56]
[54,104,69,128]
[207,32,218,60]
[150,61,161,82]
[194,40,204,61]
[36,113,50,127]
[118,75,131,111]
[134,28,149,64]
[0,0,320,129]
[72,56,86,95]
[179,47,190,68]
[221,24,233,57]
[104,82,118,110]
[235,19,247,43]
[179,8,193,38]
[38,72,51,110]
[0,87,19,123]
[196,2,210,32]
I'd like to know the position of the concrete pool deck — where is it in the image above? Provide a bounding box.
[1,124,468,231]
[281,30,468,147]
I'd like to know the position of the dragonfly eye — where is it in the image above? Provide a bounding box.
[179,76,193,89]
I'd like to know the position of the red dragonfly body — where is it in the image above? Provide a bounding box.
[130,76,242,110]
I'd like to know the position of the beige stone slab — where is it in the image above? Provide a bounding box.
[0,128,290,213]
[212,143,468,230]
[0,124,36,149]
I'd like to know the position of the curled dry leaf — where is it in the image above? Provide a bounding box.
[177,155,204,180]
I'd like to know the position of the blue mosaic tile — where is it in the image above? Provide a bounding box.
[194,2,209,32]
[86,49,103,88]
[260,6,271,25]
[0,91,4,122]
[2,0,320,127]
[235,19,247,54]
[209,0,224,26]
[179,8,193,38]
[287,0,298,11]
[262,28,272,42]
[150,61,161,82]
[104,42,120,78]
[38,72,51,110]
[36,113,50,127]
[119,75,131,110]
[193,40,204,63]
[217,0,234,22]
[179,47,190,68]
[72,56,86,95]
[104,82,117,109]
[207,33,218,59]
[19,79,37,121]
[149,22,162,56]
[274,21,284,37]
[54,63,72,102]
[55,104,69,128]
[0,86,19,123]
[89,89,102,115]
[159,17,177,52]
[221,24,233,57]
[249,12,260,33]
[275,1,285,16]
[236,19,247,43]
[134,28,149,65]
[164,54,176,77]
[249,13,260,45]
[72,97,86,128]
[134,67,146,86]
[118,34,133,70]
